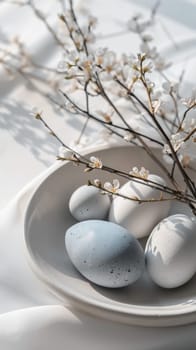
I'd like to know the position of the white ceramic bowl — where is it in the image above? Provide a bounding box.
[24,144,196,327]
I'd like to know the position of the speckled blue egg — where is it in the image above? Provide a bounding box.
[65,220,145,288]
[69,185,111,221]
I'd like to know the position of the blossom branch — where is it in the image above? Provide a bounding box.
[56,153,196,206]
[33,111,195,205]
[115,78,196,197]
[88,180,177,204]
[59,89,164,146]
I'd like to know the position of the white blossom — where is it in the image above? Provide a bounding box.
[152,99,161,113]
[139,167,150,179]
[78,52,95,80]
[100,50,118,79]
[163,133,184,154]
[175,131,194,153]
[143,61,153,73]
[163,124,196,166]
[94,47,107,66]
[140,42,158,60]
[139,40,171,71]
[104,179,120,193]
[122,64,140,88]
[123,132,134,142]
[30,107,42,117]
[129,166,149,179]
[89,156,103,168]
[94,178,101,187]
[57,50,79,75]
[181,90,196,108]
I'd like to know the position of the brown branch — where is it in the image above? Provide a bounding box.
[59,89,164,146]
[88,181,176,204]
[58,155,196,205]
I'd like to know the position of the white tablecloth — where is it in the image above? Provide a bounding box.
[0,1,196,348]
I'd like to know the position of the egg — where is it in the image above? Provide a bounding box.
[109,174,170,239]
[145,214,196,288]
[65,220,145,288]
[69,185,111,221]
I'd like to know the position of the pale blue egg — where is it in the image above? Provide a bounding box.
[65,220,145,288]
[69,185,111,221]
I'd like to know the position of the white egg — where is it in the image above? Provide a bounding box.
[69,185,111,221]
[145,214,196,288]
[65,220,145,288]
[109,174,170,239]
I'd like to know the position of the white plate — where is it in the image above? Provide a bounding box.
[24,144,196,327]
